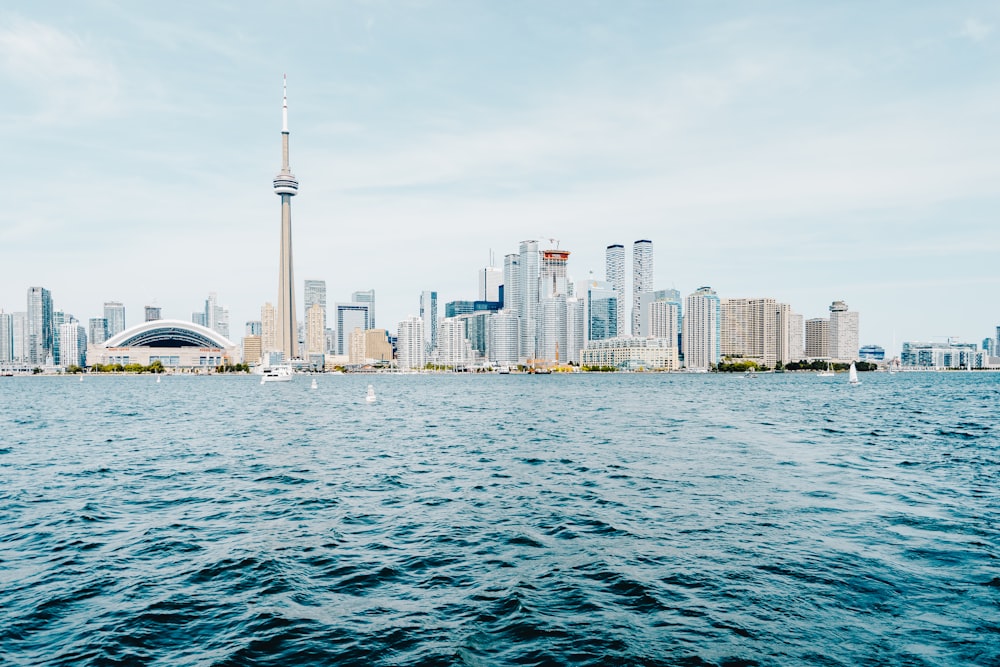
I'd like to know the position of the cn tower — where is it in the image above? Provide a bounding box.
[273,75,299,359]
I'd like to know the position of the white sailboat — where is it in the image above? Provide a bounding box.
[848,362,860,385]
[310,377,318,389]
[365,384,377,403]
[817,362,835,377]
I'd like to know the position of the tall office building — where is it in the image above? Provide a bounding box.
[88,318,107,346]
[304,280,327,330]
[539,249,570,299]
[352,290,375,329]
[518,240,540,360]
[104,301,125,338]
[144,306,161,322]
[605,244,625,339]
[538,296,568,363]
[396,316,425,371]
[59,321,87,368]
[273,76,300,360]
[245,320,263,336]
[479,266,503,302]
[584,278,617,343]
[419,290,438,354]
[336,302,371,355]
[205,292,229,338]
[787,312,804,362]
[828,301,860,362]
[11,312,28,364]
[565,297,585,365]
[805,318,829,358]
[261,302,277,353]
[503,253,520,313]
[683,286,720,370]
[28,286,53,365]
[632,240,653,336]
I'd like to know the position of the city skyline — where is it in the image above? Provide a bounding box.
[2,3,999,354]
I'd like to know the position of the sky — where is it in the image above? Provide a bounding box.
[1,1,998,356]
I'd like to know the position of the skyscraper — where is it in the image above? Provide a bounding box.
[352,290,376,329]
[0,312,11,363]
[59,321,87,368]
[683,286,720,370]
[632,240,653,336]
[304,280,327,330]
[828,300,860,362]
[261,302,277,354]
[144,306,161,322]
[336,302,372,355]
[104,301,125,338]
[584,278,617,343]
[805,318,829,358]
[479,266,502,302]
[28,287,53,365]
[503,254,520,313]
[518,240,540,360]
[396,316,426,371]
[419,290,438,354]
[273,76,300,360]
[605,244,625,339]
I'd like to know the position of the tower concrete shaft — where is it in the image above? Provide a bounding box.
[273,76,299,359]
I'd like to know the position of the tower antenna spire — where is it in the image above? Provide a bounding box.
[282,74,288,133]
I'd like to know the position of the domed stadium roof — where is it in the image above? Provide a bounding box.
[103,320,235,349]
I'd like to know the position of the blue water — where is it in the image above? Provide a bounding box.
[1,372,997,666]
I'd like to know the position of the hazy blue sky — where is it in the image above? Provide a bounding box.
[2,1,998,354]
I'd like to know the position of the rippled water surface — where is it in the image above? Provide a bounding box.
[1,372,998,666]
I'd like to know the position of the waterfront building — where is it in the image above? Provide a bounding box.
[901,340,981,369]
[352,290,376,329]
[787,312,804,362]
[683,286,720,370]
[581,337,678,371]
[437,317,472,367]
[348,327,366,365]
[88,320,238,369]
[518,240,540,360]
[304,280,327,330]
[59,321,87,368]
[396,316,425,371]
[632,240,653,336]
[336,302,372,355]
[28,286,54,365]
[306,303,325,356]
[719,297,788,367]
[858,344,885,361]
[638,290,682,343]
[584,278,617,343]
[243,335,262,365]
[445,300,502,318]
[364,329,393,363]
[503,254,520,313]
[605,244,625,341]
[487,310,519,366]
[805,318,829,358]
[261,302,277,354]
[273,76,300,360]
[538,296,568,363]
[11,312,28,364]
[983,338,995,357]
[0,311,11,363]
[144,306,161,322]
[565,297,585,366]
[479,266,502,302]
[419,290,438,354]
[51,310,68,366]
[828,300,860,362]
[104,301,125,338]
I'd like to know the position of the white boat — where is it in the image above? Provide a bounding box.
[156,374,161,383]
[848,362,860,385]
[310,377,318,389]
[817,362,835,377]
[260,365,293,384]
[365,384,376,403]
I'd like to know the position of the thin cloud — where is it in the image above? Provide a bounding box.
[0,14,119,123]
[961,18,993,42]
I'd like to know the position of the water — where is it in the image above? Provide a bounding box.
[1,372,997,666]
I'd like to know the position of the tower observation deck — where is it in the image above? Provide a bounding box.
[274,75,299,359]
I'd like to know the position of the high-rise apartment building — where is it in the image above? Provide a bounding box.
[103,301,125,338]
[59,321,87,368]
[478,266,502,302]
[306,303,325,356]
[437,317,471,367]
[419,290,438,354]
[605,244,625,341]
[352,290,375,329]
[720,297,779,367]
[364,329,393,362]
[28,287,53,365]
[683,286,720,370]
[242,335,262,365]
[503,254,520,313]
[0,312,11,363]
[828,300,860,362]
[204,292,229,339]
[787,312,804,362]
[396,316,425,371]
[88,318,107,346]
[348,327,367,365]
[518,240,540,360]
[632,240,653,336]
[488,310,520,366]
[144,306,161,322]
[11,312,28,364]
[565,297,585,366]
[805,318,829,358]
[538,296,567,363]
[304,280,326,330]
[261,302,277,353]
